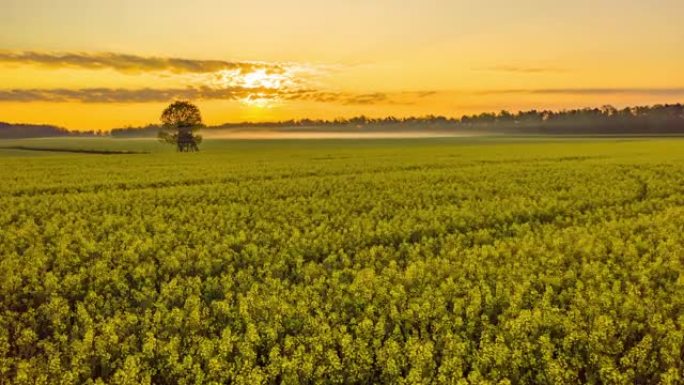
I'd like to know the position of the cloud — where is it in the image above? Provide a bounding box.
[0,50,437,106]
[0,86,289,103]
[2,86,683,104]
[475,88,684,96]
[410,91,438,98]
[341,92,389,105]
[0,85,434,106]
[0,86,396,105]
[474,65,566,74]
[0,51,283,74]
[252,90,391,105]
[288,91,439,105]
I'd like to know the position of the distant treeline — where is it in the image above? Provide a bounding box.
[4,103,684,139]
[111,103,684,137]
[110,124,162,138]
[0,122,105,139]
[460,104,684,135]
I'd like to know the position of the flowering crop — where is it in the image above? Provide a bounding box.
[1,139,683,384]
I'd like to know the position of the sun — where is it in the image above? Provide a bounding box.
[239,69,293,107]
[210,68,292,107]
[212,68,289,90]
[241,69,284,89]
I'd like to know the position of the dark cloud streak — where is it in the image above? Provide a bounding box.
[0,51,283,74]
[3,86,683,104]
[0,87,286,103]
[0,87,412,105]
[475,65,566,74]
[0,87,395,105]
[476,88,684,96]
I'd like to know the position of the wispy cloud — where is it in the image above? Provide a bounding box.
[2,86,683,104]
[410,91,439,98]
[290,91,437,105]
[0,50,440,106]
[474,65,566,74]
[0,87,288,103]
[341,92,389,105]
[0,87,379,105]
[0,51,283,74]
[475,88,684,96]
[0,50,343,105]
[0,86,436,106]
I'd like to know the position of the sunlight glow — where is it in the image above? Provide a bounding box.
[242,69,283,89]
[213,68,292,91]
[209,68,297,108]
[240,94,276,108]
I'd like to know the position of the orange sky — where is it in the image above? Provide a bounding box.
[1,0,684,130]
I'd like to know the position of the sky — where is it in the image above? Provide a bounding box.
[1,0,683,130]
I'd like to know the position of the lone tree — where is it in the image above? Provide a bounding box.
[158,101,203,152]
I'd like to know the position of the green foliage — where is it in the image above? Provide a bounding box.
[0,138,683,384]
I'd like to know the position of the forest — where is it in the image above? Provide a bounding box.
[0,122,105,139]
[109,103,684,137]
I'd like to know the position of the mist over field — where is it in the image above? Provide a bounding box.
[199,127,485,140]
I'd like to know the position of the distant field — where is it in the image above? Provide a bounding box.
[1,138,683,384]
[3,135,682,156]
[0,137,165,155]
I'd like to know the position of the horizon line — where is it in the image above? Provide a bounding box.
[2,100,683,132]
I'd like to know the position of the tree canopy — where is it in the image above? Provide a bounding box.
[158,101,203,152]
